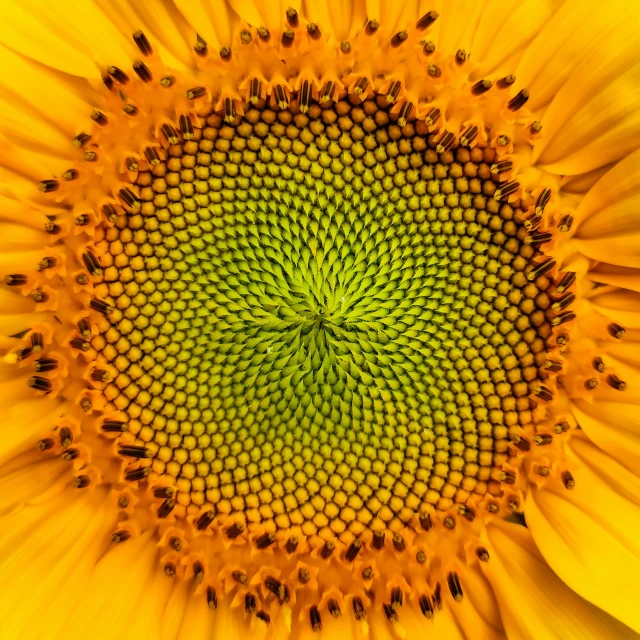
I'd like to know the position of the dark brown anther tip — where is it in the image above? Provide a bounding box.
[309,605,322,631]
[257,26,270,41]
[118,495,129,509]
[285,535,298,553]
[416,550,427,564]
[353,596,366,620]
[561,470,575,490]
[606,374,627,391]
[133,30,153,56]
[286,7,299,28]
[153,486,175,499]
[281,29,295,48]
[306,23,321,39]
[328,599,341,618]
[124,466,151,482]
[196,509,215,530]
[455,49,467,65]
[427,64,442,78]
[164,563,176,577]
[423,40,436,55]
[118,444,150,458]
[511,434,531,452]
[38,179,59,193]
[476,547,490,562]
[508,89,529,111]
[194,35,208,57]
[416,11,439,30]
[607,323,625,340]
[226,521,245,539]
[365,19,379,35]
[496,75,516,90]
[419,594,434,618]
[28,376,52,393]
[340,40,351,54]
[111,529,131,543]
[256,610,270,624]
[63,169,78,181]
[219,46,231,60]
[320,539,335,559]
[419,511,433,531]
[240,29,252,45]
[186,86,207,100]
[34,357,58,373]
[193,561,204,584]
[362,566,373,580]
[392,534,405,552]
[45,222,61,235]
[383,603,399,622]
[156,497,176,519]
[232,570,248,585]
[372,529,385,549]
[298,568,310,584]
[73,475,91,489]
[471,79,492,95]
[255,531,276,549]
[447,572,463,602]
[390,30,408,47]
[207,586,218,609]
[443,515,456,530]
[107,66,129,84]
[133,60,152,83]
[37,438,54,452]
[122,103,138,116]
[265,575,290,604]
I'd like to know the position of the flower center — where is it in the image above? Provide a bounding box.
[90,95,552,534]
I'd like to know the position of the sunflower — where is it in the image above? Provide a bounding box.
[1,0,640,638]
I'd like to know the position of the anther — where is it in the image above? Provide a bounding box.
[62,448,79,461]
[353,77,369,95]
[249,78,262,105]
[586,377,600,390]
[226,522,245,539]
[320,81,335,103]
[33,357,58,372]
[72,133,91,148]
[591,357,606,373]
[299,80,311,113]
[534,433,553,446]
[219,47,231,60]
[194,35,207,57]
[345,538,362,561]
[161,124,179,144]
[392,534,406,552]
[530,121,542,135]
[527,258,556,281]
[427,64,442,78]
[255,531,276,549]
[476,547,490,562]
[327,599,341,618]
[107,66,129,84]
[320,540,335,559]
[362,566,373,579]
[45,222,61,235]
[391,587,403,609]
[472,79,493,96]
[499,471,516,485]
[84,151,97,162]
[193,561,204,585]
[497,135,510,147]
[391,30,408,47]
[496,75,516,90]
[281,29,295,48]
[456,49,467,65]
[133,30,153,56]
[365,20,379,35]
[443,516,456,530]
[78,307,93,325]
[82,249,102,276]
[207,586,218,610]
[232,570,248,585]
[608,323,625,339]
[169,536,182,551]
[4,274,27,287]
[398,101,414,126]
[186,86,206,100]
[102,75,114,90]
[122,103,138,116]
[90,298,114,316]
[89,109,108,128]
[125,157,138,171]
[551,311,576,326]
[508,89,529,111]
[145,147,161,166]
[157,497,176,518]
[196,509,214,530]
[458,505,475,521]
[118,188,140,211]
[433,583,442,609]
[31,290,48,303]
[340,41,351,54]
[111,530,131,543]
[353,596,366,620]
[423,41,436,55]
[38,179,59,193]
[118,495,129,509]
[537,465,550,477]
[419,594,434,618]
[372,530,385,550]
[101,420,128,433]
[419,511,433,531]
[551,293,575,313]
[286,7,299,28]
[554,421,570,434]
[491,160,513,175]
[80,397,92,412]
[257,27,270,41]
[494,180,520,201]
[73,475,91,489]
[383,603,399,622]
[16,347,33,361]
[160,76,175,88]
[543,358,563,373]
[557,215,573,232]
[273,85,288,109]
[555,272,576,294]
[179,115,193,140]
[124,466,151,481]
[265,576,289,604]
[535,188,552,213]
[385,81,402,104]
[164,563,176,577]
[606,374,627,391]
[89,367,107,382]
[309,606,322,631]
[118,445,150,458]
[533,385,554,402]
[460,125,478,146]
[425,107,441,126]
[561,471,575,490]
[416,550,427,564]
[133,60,152,83]
[37,438,54,452]
[298,568,310,584]
[256,611,270,624]
[28,376,52,393]
[435,130,455,153]
[447,572,463,602]
[286,535,298,553]
[70,337,90,351]
[62,169,78,182]
[38,257,56,271]
[306,23,321,39]
[417,11,439,30]
[524,231,552,246]
[75,214,90,226]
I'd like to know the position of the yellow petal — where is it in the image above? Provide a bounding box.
[531,3,640,175]
[588,289,640,329]
[173,0,238,51]
[482,518,638,639]
[526,435,640,634]
[589,265,640,294]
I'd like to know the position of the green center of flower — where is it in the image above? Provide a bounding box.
[93,96,549,535]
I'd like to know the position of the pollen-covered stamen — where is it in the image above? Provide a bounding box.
[417,10,439,30]
[298,568,310,584]
[133,30,153,56]
[90,368,110,382]
[606,374,627,391]
[390,30,409,47]
[63,169,78,181]
[345,538,362,562]
[161,124,179,144]
[164,563,176,577]
[477,547,490,562]
[306,22,321,39]
[84,151,98,162]
[186,86,206,100]
[157,497,176,518]
[4,274,28,286]
[542,358,563,373]
[219,46,231,61]
[73,474,91,488]
[525,231,552,246]
[122,103,138,116]
[561,471,576,489]
[416,551,427,564]
[447,572,463,602]
[472,79,493,96]
[460,124,478,146]
[117,188,140,211]
[281,29,295,48]
[28,376,52,392]
[340,41,351,53]
[255,532,276,549]
[38,437,54,452]
[207,586,217,610]
[507,89,529,111]
[286,536,298,553]
[393,534,406,552]
[533,385,554,402]
[101,419,128,433]
[497,75,516,90]
[195,509,214,530]
[133,60,152,83]
[75,214,90,227]
[494,180,520,201]
[91,109,109,126]
[551,293,575,312]
[45,222,61,235]
[82,250,102,276]
[265,576,290,604]
[107,66,129,84]
[232,570,248,585]
[111,529,132,543]
[383,603,399,622]
[33,357,58,372]
[319,540,335,559]
[423,40,436,55]
[62,448,79,461]
[286,6,299,28]
[194,35,207,57]
[527,258,556,281]
[419,594,434,618]
[179,115,193,140]
[419,512,433,531]
[455,49,468,65]
[320,81,335,103]
[124,466,151,481]
[244,593,256,615]
[551,311,576,327]
[309,606,322,631]
[607,323,625,340]
[89,298,114,315]
[226,522,245,539]
[557,215,573,232]
[372,530,385,550]
[427,64,442,78]
[554,271,576,295]
[118,445,150,458]
[352,77,368,95]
